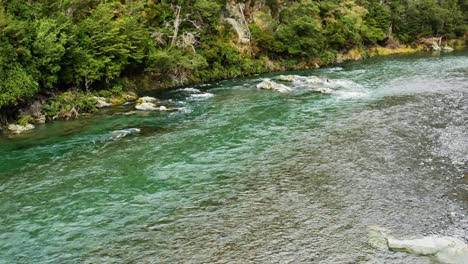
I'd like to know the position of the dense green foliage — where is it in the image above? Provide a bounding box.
[0,0,466,109]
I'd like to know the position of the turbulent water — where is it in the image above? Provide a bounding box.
[1,51,467,264]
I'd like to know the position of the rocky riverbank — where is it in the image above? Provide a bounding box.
[1,38,465,135]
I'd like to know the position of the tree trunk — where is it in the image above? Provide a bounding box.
[171,6,182,47]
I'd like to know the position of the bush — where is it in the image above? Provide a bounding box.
[42,91,97,119]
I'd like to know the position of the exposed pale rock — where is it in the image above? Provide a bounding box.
[93,97,111,108]
[443,45,454,51]
[135,102,157,111]
[8,123,35,134]
[125,92,138,101]
[135,96,159,110]
[278,75,297,82]
[159,106,168,111]
[139,96,157,103]
[256,79,292,93]
[225,18,250,44]
[368,225,468,264]
[432,42,441,51]
[34,115,46,124]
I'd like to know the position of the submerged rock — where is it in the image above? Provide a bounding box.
[305,76,329,84]
[256,79,292,93]
[8,123,35,134]
[278,75,297,82]
[312,87,336,94]
[109,128,141,140]
[368,225,468,264]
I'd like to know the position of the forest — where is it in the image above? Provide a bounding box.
[0,0,467,122]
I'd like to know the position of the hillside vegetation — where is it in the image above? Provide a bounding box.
[0,0,467,121]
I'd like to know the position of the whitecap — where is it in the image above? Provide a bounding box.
[335,91,369,99]
[325,79,360,88]
[190,93,214,99]
[179,87,201,93]
[324,67,344,71]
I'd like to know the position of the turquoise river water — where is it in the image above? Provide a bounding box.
[0,51,467,263]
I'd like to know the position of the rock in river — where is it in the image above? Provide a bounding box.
[135,96,159,111]
[443,45,454,52]
[135,102,157,111]
[256,79,292,93]
[312,87,337,94]
[93,97,111,108]
[8,123,35,134]
[278,75,297,82]
[368,225,468,264]
[139,96,157,103]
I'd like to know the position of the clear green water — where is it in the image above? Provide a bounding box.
[1,51,467,263]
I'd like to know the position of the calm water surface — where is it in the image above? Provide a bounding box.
[0,51,467,263]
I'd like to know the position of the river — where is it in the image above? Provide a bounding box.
[0,50,467,263]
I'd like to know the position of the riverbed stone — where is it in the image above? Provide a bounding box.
[278,75,297,82]
[93,97,111,108]
[442,45,454,51]
[135,102,157,111]
[34,115,46,124]
[139,96,157,103]
[432,42,441,51]
[368,225,468,264]
[312,87,336,94]
[8,123,35,134]
[256,79,292,93]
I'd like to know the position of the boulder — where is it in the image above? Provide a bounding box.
[432,42,441,51]
[135,102,157,111]
[256,79,292,93]
[159,106,168,111]
[139,96,157,103]
[368,225,468,264]
[34,115,46,124]
[135,96,159,110]
[8,123,35,134]
[125,92,138,101]
[443,45,454,52]
[388,236,468,264]
[278,75,297,82]
[93,97,111,108]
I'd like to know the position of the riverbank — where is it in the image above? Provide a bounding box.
[1,38,466,135]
